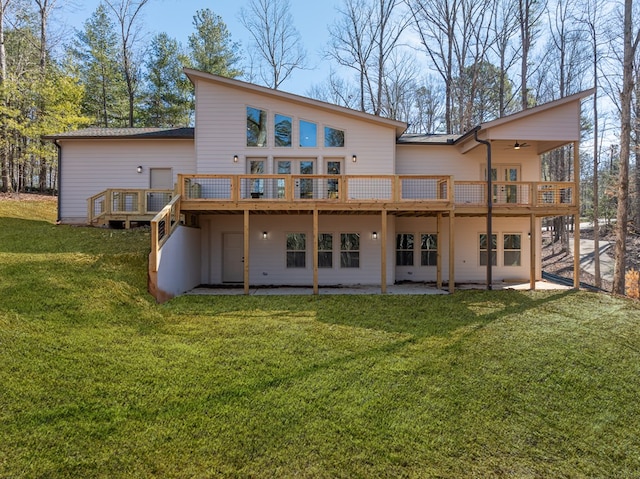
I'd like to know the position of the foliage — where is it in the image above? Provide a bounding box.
[626,269,640,298]
[188,9,243,78]
[68,3,128,128]
[2,201,640,477]
[141,33,193,127]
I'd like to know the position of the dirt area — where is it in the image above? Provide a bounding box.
[542,224,640,291]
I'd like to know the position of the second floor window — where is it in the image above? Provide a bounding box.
[275,114,292,147]
[324,126,345,147]
[300,120,317,147]
[247,106,267,147]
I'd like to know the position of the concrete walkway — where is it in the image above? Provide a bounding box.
[188,280,569,296]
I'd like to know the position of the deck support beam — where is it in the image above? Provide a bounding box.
[449,212,455,293]
[530,214,536,290]
[573,141,581,289]
[437,213,442,289]
[381,210,387,294]
[313,209,319,295]
[244,209,249,295]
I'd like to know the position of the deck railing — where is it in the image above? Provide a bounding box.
[454,181,575,207]
[180,174,452,203]
[88,188,174,224]
[149,195,182,272]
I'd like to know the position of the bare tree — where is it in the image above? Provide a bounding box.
[307,71,359,109]
[240,0,306,90]
[327,0,375,111]
[489,0,519,117]
[407,0,458,133]
[0,0,11,192]
[104,0,150,127]
[517,0,546,109]
[613,0,640,295]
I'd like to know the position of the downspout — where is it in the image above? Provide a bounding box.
[53,140,61,224]
[474,129,492,290]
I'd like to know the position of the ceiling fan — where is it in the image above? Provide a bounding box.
[509,141,530,150]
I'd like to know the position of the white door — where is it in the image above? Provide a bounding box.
[223,233,244,283]
[149,168,173,211]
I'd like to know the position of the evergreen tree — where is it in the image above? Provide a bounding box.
[141,32,192,127]
[69,3,128,127]
[188,8,242,78]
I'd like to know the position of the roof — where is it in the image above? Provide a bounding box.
[184,68,408,137]
[396,133,461,145]
[43,127,194,140]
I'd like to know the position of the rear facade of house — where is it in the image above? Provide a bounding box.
[47,69,590,301]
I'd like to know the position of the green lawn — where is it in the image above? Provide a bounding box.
[2,200,640,478]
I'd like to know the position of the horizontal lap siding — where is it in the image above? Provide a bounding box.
[201,214,394,286]
[195,81,397,175]
[59,139,195,222]
[396,145,541,182]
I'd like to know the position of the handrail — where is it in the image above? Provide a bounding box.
[87,188,174,224]
[454,181,576,207]
[149,194,182,273]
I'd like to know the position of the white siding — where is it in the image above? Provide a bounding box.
[59,139,195,222]
[396,144,541,182]
[194,80,397,175]
[200,214,395,286]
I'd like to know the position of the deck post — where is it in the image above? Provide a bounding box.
[381,210,387,293]
[437,213,442,289]
[530,214,536,290]
[573,141,581,289]
[449,211,455,293]
[244,209,250,295]
[313,209,319,295]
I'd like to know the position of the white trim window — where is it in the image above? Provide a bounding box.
[340,233,359,268]
[479,233,497,266]
[396,233,414,266]
[420,234,437,266]
[286,233,306,268]
[503,234,522,266]
[318,233,333,268]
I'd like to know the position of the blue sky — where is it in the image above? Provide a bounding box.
[62,0,343,96]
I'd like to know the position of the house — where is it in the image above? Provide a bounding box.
[45,68,593,302]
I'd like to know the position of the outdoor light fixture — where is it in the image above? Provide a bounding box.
[137,165,143,174]
[352,154,357,162]
[233,154,239,163]
[372,231,378,240]
[262,231,268,239]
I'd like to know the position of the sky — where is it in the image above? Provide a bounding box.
[61,0,344,96]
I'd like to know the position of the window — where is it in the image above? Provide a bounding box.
[340,233,360,268]
[286,233,306,268]
[300,120,317,147]
[479,234,497,266]
[503,234,522,266]
[247,106,267,147]
[421,234,438,266]
[326,160,341,198]
[396,234,414,266]
[318,233,333,268]
[324,126,345,147]
[274,114,292,147]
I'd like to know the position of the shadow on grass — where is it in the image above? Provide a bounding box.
[167,289,579,339]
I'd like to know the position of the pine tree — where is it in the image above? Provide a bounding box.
[141,33,192,127]
[69,4,128,127]
[188,9,243,78]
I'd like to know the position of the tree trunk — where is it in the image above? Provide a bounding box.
[612,0,636,295]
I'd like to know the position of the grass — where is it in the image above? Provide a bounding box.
[1,200,640,478]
